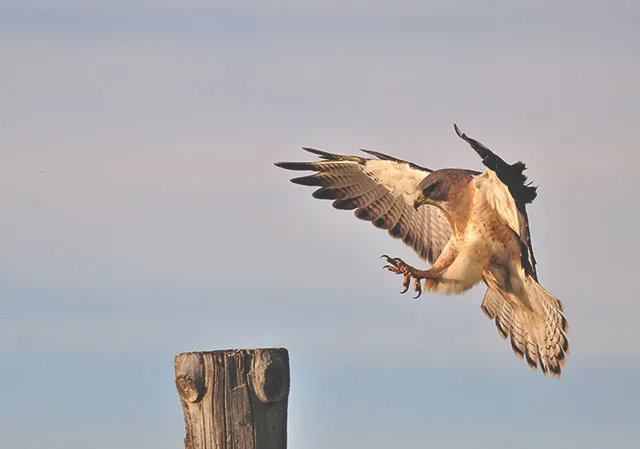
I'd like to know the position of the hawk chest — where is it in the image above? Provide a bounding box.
[457,206,519,268]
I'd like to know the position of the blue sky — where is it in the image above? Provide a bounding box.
[1,1,639,448]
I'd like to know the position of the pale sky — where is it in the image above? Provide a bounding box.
[1,1,639,448]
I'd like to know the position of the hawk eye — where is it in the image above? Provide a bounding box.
[423,181,440,194]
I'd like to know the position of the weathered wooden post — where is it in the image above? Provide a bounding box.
[174,348,290,449]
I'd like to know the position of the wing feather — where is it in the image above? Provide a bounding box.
[474,169,537,279]
[276,148,452,264]
[291,172,365,187]
[358,192,396,224]
[481,285,569,377]
[373,195,404,230]
[354,186,392,220]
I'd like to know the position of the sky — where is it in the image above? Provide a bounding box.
[1,1,639,448]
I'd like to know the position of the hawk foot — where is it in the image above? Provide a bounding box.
[381,255,432,299]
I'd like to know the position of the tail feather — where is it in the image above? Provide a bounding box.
[480,289,502,319]
[481,283,569,378]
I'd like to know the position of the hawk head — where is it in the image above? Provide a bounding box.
[413,169,475,210]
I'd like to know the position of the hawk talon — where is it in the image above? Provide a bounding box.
[383,265,404,275]
[400,274,411,294]
[382,254,426,298]
[413,278,423,299]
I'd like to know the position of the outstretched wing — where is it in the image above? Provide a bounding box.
[454,124,538,279]
[474,170,569,377]
[480,282,569,377]
[275,148,452,264]
[457,126,569,376]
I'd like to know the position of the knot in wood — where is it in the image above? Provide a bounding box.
[250,350,289,404]
[174,353,206,403]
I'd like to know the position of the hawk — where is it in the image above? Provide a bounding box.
[275,124,569,378]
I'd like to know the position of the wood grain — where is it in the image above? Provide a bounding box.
[175,348,290,449]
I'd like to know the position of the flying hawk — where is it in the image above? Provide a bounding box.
[275,124,569,378]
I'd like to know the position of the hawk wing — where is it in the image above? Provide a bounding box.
[275,148,452,264]
[474,168,535,275]
[454,124,538,279]
[456,125,568,376]
[474,168,569,376]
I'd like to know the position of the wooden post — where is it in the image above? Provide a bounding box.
[174,348,290,449]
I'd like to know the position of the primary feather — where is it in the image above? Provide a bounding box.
[275,148,452,264]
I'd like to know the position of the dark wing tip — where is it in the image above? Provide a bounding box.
[332,198,359,210]
[301,147,331,157]
[275,148,341,166]
[510,336,525,360]
[372,216,390,229]
[548,363,562,378]
[360,148,394,160]
[290,175,320,186]
[525,352,539,370]
[275,161,317,171]
[453,125,539,207]
[562,336,570,354]
[311,187,340,200]
[540,360,549,376]
[388,221,407,239]
[508,161,538,204]
[453,123,464,138]
[303,147,368,163]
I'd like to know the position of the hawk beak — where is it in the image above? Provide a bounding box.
[413,192,426,210]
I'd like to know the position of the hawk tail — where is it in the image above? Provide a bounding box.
[481,282,569,378]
